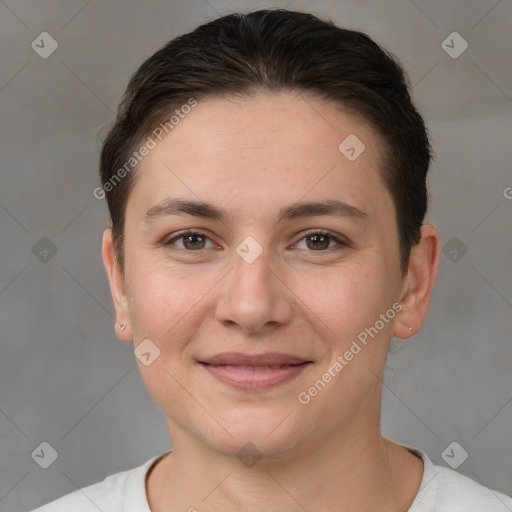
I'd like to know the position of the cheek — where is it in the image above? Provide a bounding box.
[126,260,218,350]
[126,266,203,417]
[294,265,397,382]
[290,263,392,338]
[130,273,184,333]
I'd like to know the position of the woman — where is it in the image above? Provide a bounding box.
[32,8,512,512]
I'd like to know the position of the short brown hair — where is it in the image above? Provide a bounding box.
[99,8,432,274]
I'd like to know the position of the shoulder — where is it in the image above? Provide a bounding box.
[406,445,512,512]
[434,463,512,511]
[28,470,128,512]
[28,452,168,512]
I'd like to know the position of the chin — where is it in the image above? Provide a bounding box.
[205,406,307,461]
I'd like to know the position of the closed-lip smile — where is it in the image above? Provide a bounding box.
[198,352,313,390]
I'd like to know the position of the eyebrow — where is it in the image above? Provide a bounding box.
[142,198,369,224]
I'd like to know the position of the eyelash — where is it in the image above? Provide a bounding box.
[162,229,349,253]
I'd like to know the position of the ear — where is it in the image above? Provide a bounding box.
[101,227,132,342]
[393,224,441,339]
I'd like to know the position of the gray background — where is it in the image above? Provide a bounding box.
[1,0,511,510]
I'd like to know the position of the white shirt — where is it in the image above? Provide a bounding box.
[29,446,512,511]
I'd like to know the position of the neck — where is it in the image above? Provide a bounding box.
[147,417,423,511]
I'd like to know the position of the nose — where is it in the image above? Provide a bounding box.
[214,243,293,334]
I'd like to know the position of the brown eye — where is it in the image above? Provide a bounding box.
[295,230,347,251]
[305,233,331,250]
[182,233,206,250]
[164,231,213,251]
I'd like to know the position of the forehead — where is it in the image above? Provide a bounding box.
[128,91,393,224]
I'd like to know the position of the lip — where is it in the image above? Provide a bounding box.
[198,352,313,390]
[200,352,310,366]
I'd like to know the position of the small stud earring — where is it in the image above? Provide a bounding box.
[118,323,126,331]
[408,327,412,338]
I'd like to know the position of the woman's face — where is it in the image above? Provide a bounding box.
[105,91,415,458]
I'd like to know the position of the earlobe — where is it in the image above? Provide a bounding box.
[115,320,132,341]
[393,224,441,339]
[101,228,132,342]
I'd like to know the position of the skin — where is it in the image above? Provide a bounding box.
[102,91,440,511]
